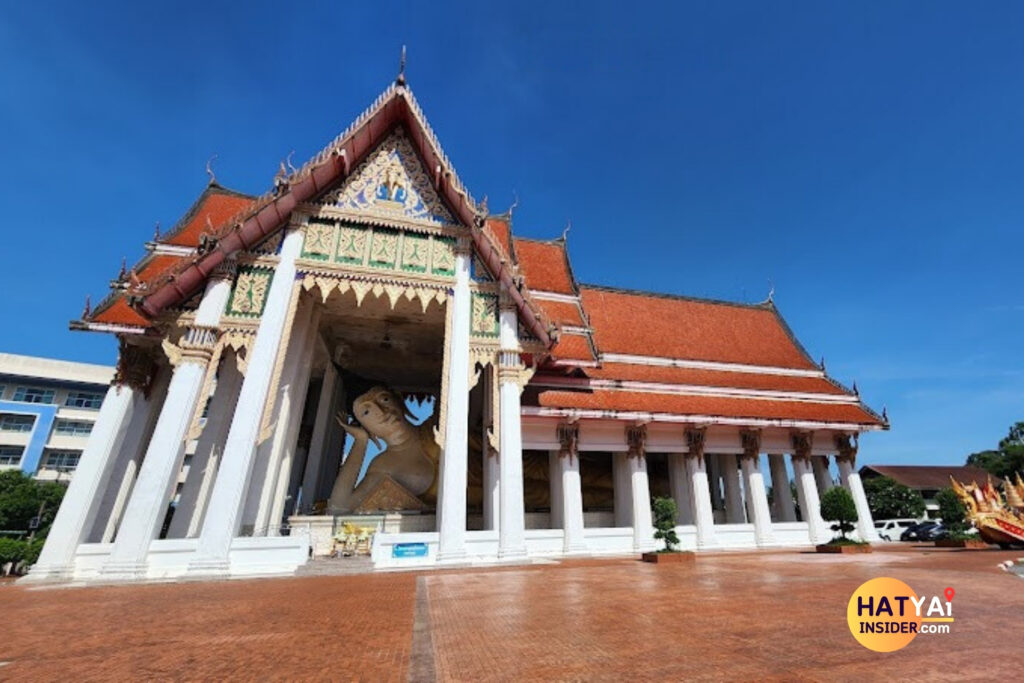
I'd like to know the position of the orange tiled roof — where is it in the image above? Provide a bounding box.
[514,238,575,294]
[89,297,151,327]
[551,333,596,362]
[582,363,847,395]
[484,217,512,258]
[531,388,882,426]
[162,185,255,248]
[580,286,818,370]
[534,299,585,327]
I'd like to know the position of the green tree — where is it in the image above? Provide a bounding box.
[935,487,968,536]
[0,470,67,535]
[862,476,925,520]
[820,487,858,541]
[967,422,1024,479]
[651,496,680,552]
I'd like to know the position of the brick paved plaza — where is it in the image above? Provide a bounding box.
[2,547,1023,681]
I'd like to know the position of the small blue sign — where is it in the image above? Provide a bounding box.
[392,542,429,558]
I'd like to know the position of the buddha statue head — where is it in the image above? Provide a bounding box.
[350,386,418,448]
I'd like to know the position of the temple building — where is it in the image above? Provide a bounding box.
[27,73,887,582]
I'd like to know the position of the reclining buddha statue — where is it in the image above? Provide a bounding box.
[328,386,440,513]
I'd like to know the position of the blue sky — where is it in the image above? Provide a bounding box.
[1,2,1022,467]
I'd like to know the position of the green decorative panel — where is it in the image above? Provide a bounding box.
[400,233,429,273]
[302,221,336,261]
[335,223,368,265]
[369,228,399,269]
[431,236,456,276]
[471,292,500,338]
[226,266,274,318]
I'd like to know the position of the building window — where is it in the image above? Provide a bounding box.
[0,413,36,432]
[0,446,23,467]
[64,391,104,409]
[53,419,94,436]
[12,386,55,404]
[42,450,81,472]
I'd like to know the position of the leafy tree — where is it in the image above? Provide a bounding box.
[863,476,925,520]
[820,487,858,541]
[0,470,67,535]
[935,487,969,536]
[966,422,1024,479]
[651,496,680,552]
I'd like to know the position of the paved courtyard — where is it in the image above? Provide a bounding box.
[2,546,1023,681]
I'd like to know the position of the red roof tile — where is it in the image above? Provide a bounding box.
[580,287,818,370]
[163,186,254,248]
[551,333,596,362]
[583,363,846,395]
[484,217,512,258]
[90,297,150,327]
[536,299,585,327]
[532,389,882,426]
[515,239,575,294]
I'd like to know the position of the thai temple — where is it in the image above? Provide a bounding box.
[28,72,887,582]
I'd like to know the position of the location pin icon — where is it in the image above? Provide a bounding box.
[944,587,955,601]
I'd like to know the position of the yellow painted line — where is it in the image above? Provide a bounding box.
[921,618,955,622]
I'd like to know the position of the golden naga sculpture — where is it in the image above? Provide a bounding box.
[328,386,440,513]
[950,474,1024,548]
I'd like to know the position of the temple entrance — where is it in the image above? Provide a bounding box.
[280,285,452,554]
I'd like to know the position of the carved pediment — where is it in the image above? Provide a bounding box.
[324,128,455,226]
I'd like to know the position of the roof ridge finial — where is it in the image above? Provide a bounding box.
[153,221,161,241]
[820,356,826,372]
[560,219,571,242]
[205,154,218,186]
[882,405,889,422]
[396,45,407,86]
[118,257,127,281]
[767,278,775,304]
[852,380,859,396]
[82,295,91,319]
[286,151,297,175]
[507,191,519,219]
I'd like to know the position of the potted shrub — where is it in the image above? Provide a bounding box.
[934,488,990,549]
[816,487,872,554]
[642,497,694,564]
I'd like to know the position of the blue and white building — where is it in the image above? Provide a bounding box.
[0,353,114,482]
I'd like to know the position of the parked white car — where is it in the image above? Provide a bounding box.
[874,518,920,541]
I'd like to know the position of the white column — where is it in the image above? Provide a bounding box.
[483,449,501,532]
[837,455,881,542]
[559,451,587,554]
[436,240,471,563]
[685,452,718,549]
[497,299,527,560]
[267,305,320,534]
[300,360,336,513]
[101,276,231,579]
[812,456,833,494]
[24,378,148,581]
[547,451,562,530]
[189,227,305,576]
[168,355,243,539]
[613,452,632,527]
[793,455,830,545]
[668,453,694,525]
[253,300,314,535]
[768,454,797,522]
[740,454,775,547]
[722,454,746,523]
[628,454,655,551]
[95,366,170,543]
